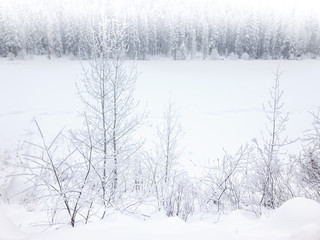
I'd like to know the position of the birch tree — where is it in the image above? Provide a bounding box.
[78,18,143,215]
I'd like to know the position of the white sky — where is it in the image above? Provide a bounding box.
[243,0,320,14]
[2,0,320,15]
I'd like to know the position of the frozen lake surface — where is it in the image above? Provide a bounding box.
[1,58,320,172]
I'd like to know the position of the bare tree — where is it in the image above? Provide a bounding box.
[77,18,143,216]
[158,100,183,184]
[253,66,293,209]
[144,99,185,216]
[22,121,94,227]
[202,145,252,213]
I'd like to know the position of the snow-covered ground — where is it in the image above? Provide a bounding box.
[1,197,320,240]
[1,58,320,171]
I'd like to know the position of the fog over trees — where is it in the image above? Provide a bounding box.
[1,0,320,60]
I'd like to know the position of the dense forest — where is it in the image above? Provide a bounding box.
[1,0,320,60]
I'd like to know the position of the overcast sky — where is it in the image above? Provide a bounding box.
[1,0,320,15]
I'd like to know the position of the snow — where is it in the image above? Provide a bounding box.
[0,197,320,240]
[0,210,25,240]
[1,58,320,239]
[289,224,320,240]
[1,58,320,175]
[262,197,320,233]
[3,175,34,204]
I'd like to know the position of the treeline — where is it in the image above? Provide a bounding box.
[1,0,320,60]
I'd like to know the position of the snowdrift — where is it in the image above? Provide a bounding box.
[1,196,320,240]
[0,210,24,240]
[272,198,320,240]
[7,197,317,240]
[2,176,34,204]
[254,197,320,240]
[265,197,320,232]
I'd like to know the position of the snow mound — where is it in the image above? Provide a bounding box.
[289,224,320,240]
[3,175,34,204]
[266,197,320,233]
[0,210,24,240]
[220,210,257,223]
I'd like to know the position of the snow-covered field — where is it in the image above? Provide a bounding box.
[1,58,320,169]
[1,197,320,240]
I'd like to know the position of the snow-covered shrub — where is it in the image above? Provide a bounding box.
[262,53,271,60]
[7,52,15,61]
[211,48,221,60]
[22,121,99,226]
[176,42,187,60]
[227,52,238,60]
[289,53,295,60]
[68,53,76,60]
[16,50,26,60]
[161,174,196,221]
[202,145,253,213]
[298,111,320,201]
[241,52,250,60]
[301,53,317,59]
